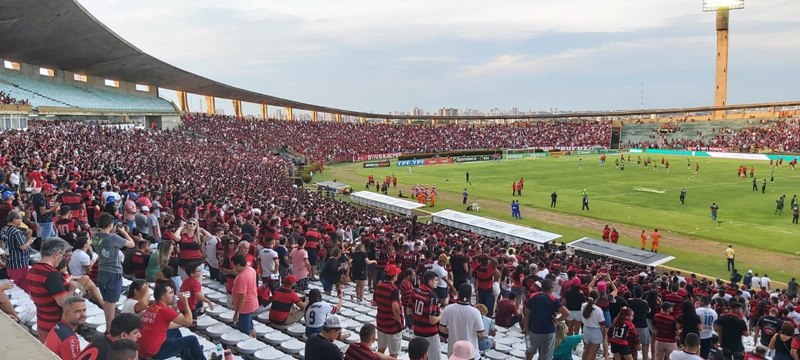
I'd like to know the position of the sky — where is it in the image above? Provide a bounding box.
[77,0,800,116]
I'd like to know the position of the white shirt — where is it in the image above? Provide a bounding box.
[669,349,703,360]
[305,302,335,328]
[432,262,448,289]
[581,303,606,328]
[752,276,762,288]
[259,248,279,276]
[439,303,484,360]
[695,306,718,339]
[762,277,771,290]
[9,172,19,186]
[205,236,219,268]
[121,298,144,316]
[68,249,91,277]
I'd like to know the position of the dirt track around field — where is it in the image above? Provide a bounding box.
[325,166,800,281]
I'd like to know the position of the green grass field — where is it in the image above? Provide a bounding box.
[318,154,800,281]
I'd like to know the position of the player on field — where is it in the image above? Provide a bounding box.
[679,188,686,205]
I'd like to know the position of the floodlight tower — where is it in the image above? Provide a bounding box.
[703,0,744,119]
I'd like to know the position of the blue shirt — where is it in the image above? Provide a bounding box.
[527,292,562,334]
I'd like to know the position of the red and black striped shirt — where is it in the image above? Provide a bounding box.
[344,342,379,360]
[398,252,418,271]
[476,264,495,291]
[269,287,301,325]
[27,263,68,333]
[130,251,149,279]
[400,279,415,308]
[608,320,637,346]
[374,281,402,334]
[653,312,678,343]
[177,233,203,265]
[412,284,439,337]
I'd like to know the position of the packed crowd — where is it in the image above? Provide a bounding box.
[0,90,29,105]
[181,113,612,163]
[624,119,800,152]
[0,122,798,360]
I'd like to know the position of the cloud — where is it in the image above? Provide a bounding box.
[401,56,458,63]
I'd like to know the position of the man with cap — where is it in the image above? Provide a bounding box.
[1,210,34,292]
[373,264,403,358]
[305,315,347,360]
[653,302,680,360]
[269,275,308,325]
[431,253,453,306]
[714,302,749,360]
[32,183,60,239]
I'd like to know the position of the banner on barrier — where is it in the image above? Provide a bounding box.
[423,157,453,165]
[396,159,424,166]
[353,152,402,162]
[452,154,502,163]
[506,152,549,160]
[363,160,391,168]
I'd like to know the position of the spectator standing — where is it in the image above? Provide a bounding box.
[33,183,59,239]
[289,237,311,291]
[27,238,76,342]
[92,213,135,333]
[523,279,570,360]
[258,236,280,291]
[431,254,453,306]
[440,284,485,360]
[725,245,735,272]
[44,296,86,360]
[137,282,202,359]
[695,296,718,359]
[2,210,34,292]
[373,265,403,358]
[231,254,258,336]
[654,302,680,360]
[413,271,444,360]
[714,302,749,360]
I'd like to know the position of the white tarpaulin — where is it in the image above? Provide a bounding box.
[351,191,425,216]
[431,209,561,246]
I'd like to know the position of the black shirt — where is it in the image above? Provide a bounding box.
[305,333,343,360]
[756,315,782,346]
[351,251,367,276]
[75,334,113,360]
[563,287,585,311]
[627,298,650,328]
[450,254,468,282]
[715,314,747,352]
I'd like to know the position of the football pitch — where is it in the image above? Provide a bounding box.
[320,154,800,281]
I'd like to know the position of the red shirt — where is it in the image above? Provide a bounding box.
[27,263,69,333]
[138,302,180,357]
[269,287,301,324]
[495,299,519,327]
[344,342,379,360]
[45,321,81,360]
[178,277,202,312]
[476,264,495,291]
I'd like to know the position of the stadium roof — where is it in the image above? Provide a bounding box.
[1,0,798,120]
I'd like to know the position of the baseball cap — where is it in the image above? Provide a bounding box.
[283,275,298,285]
[1,191,14,201]
[41,183,54,192]
[384,265,401,276]
[323,314,343,329]
[141,206,150,212]
[449,340,475,360]
[597,281,607,293]
[571,278,582,287]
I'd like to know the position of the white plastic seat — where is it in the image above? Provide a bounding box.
[220,330,251,346]
[237,338,268,355]
[495,344,511,353]
[85,314,105,329]
[206,291,226,301]
[486,349,507,360]
[333,340,348,352]
[354,314,374,323]
[341,319,361,331]
[254,346,289,360]
[256,311,271,323]
[338,309,358,318]
[217,310,235,323]
[286,323,305,337]
[510,348,527,358]
[206,323,235,338]
[263,331,291,345]
[195,315,218,330]
[353,305,372,314]
[206,306,225,316]
[496,337,515,346]
[278,338,304,354]
[253,323,272,337]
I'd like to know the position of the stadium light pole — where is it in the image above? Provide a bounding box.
[703,0,744,119]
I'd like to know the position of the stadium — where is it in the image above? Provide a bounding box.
[0,0,798,360]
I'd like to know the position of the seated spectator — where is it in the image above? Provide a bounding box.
[76,313,142,360]
[344,323,394,360]
[108,339,139,360]
[408,337,430,360]
[448,340,476,360]
[120,279,149,317]
[137,282,203,360]
[0,281,19,322]
[269,275,308,325]
[45,296,87,360]
[122,240,150,280]
[305,315,348,360]
[476,304,496,353]
[305,288,343,337]
[670,333,704,360]
[744,346,768,360]
[495,292,522,328]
